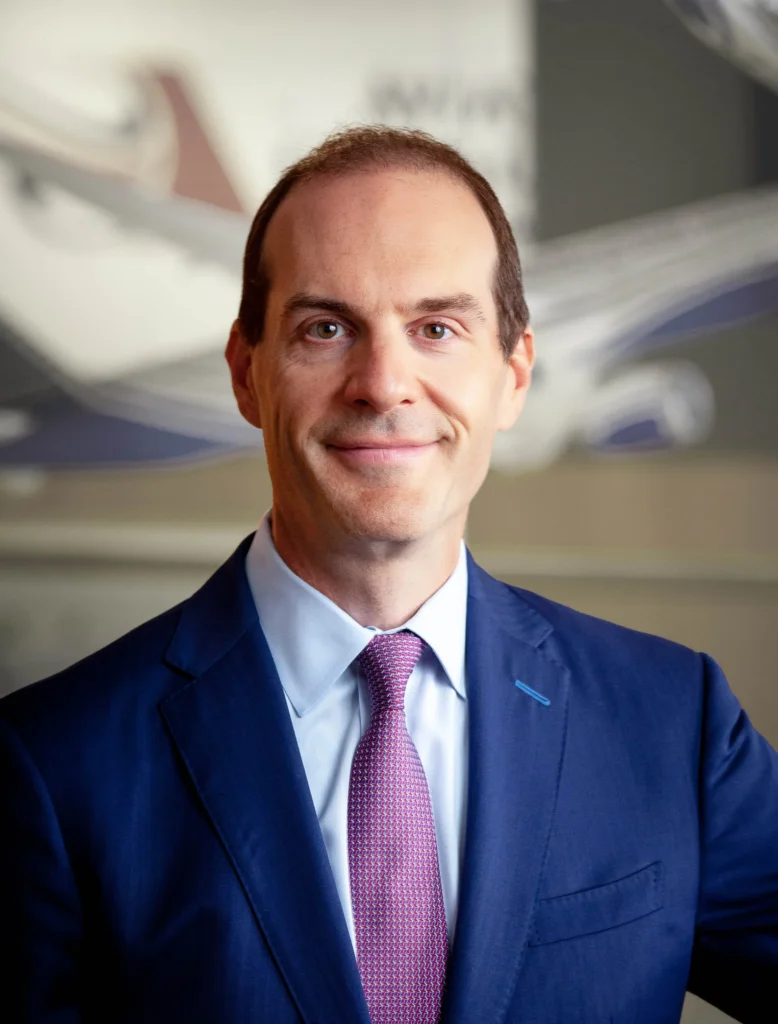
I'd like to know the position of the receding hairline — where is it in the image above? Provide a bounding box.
[256,161,499,278]
[238,124,529,357]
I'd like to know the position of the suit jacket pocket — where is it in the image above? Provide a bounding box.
[528,861,664,947]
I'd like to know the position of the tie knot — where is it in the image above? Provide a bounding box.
[358,630,425,713]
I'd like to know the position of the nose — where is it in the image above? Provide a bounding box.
[341,330,420,414]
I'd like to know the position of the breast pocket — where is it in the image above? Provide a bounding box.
[528,861,664,947]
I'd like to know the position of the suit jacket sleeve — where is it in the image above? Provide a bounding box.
[0,716,86,1023]
[687,653,778,1022]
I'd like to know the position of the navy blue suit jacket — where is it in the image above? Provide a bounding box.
[1,537,777,1023]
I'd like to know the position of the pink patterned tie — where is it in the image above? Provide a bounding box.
[347,630,448,1024]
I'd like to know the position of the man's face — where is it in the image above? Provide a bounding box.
[227,168,533,548]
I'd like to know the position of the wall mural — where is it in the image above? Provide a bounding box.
[0,0,776,478]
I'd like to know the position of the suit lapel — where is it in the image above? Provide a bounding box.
[442,556,571,1024]
[160,537,370,1024]
[157,538,569,1024]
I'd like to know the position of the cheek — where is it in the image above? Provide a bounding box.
[259,363,334,444]
[431,363,505,438]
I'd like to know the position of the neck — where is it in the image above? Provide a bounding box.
[269,508,466,630]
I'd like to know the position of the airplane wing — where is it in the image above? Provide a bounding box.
[526,184,778,363]
[0,309,243,468]
[91,348,262,448]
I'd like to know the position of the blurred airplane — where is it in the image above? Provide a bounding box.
[1,38,778,474]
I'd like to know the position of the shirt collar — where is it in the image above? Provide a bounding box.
[245,512,468,716]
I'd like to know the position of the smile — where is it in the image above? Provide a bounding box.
[327,442,438,464]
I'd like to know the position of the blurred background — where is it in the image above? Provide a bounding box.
[1,2,776,1018]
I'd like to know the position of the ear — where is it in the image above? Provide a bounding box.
[496,326,534,432]
[225,319,262,429]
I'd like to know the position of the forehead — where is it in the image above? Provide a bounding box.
[261,167,499,309]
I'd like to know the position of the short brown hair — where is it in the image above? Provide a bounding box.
[238,124,529,359]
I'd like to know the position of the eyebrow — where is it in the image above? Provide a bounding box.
[281,292,487,324]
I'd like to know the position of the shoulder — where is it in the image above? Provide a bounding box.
[511,582,699,670]
[0,536,256,771]
[0,602,186,753]
[471,552,700,671]
[495,580,715,763]
[481,570,707,716]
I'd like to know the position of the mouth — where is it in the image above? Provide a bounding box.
[326,440,439,464]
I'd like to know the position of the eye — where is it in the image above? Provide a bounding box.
[418,322,454,341]
[306,320,346,341]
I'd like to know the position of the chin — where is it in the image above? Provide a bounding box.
[329,487,439,544]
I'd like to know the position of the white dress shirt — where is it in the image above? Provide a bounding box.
[245,513,469,950]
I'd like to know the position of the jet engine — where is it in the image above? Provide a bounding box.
[576,361,715,455]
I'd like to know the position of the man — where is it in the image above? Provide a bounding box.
[1,126,776,1024]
